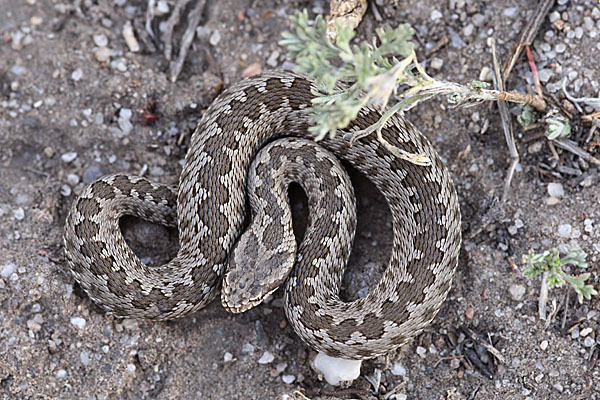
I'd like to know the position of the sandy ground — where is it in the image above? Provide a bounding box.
[1,0,599,399]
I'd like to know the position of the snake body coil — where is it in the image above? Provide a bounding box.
[64,71,461,360]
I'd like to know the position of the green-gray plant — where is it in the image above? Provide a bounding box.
[522,247,597,303]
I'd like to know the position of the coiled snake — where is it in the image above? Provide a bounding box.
[63,71,461,360]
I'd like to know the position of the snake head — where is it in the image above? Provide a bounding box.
[221,227,296,313]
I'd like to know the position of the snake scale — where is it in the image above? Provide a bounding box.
[64,71,461,360]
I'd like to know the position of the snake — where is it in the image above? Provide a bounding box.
[63,71,461,360]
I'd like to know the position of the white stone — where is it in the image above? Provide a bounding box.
[557,224,572,238]
[93,33,108,47]
[61,152,78,163]
[312,352,361,385]
[547,182,564,197]
[70,317,86,329]
[71,68,83,81]
[258,351,274,364]
[1,264,16,279]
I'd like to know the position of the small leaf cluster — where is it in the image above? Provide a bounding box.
[522,247,597,303]
[280,10,415,140]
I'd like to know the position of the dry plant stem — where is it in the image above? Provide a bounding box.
[169,0,207,82]
[539,271,550,320]
[490,38,519,203]
[163,0,194,61]
[525,44,544,100]
[552,139,600,165]
[582,111,600,122]
[145,0,156,41]
[502,0,556,81]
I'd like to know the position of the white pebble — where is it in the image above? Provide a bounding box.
[430,57,444,70]
[584,337,595,347]
[127,363,136,373]
[13,207,24,220]
[540,340,548,350]
[55,369,67,379]
[93,33,108,47]
[60,184,72,197]
[580,327,593,337]
[547,182,564,197]
[209,30,221,46]
[557,224,572,238]
[94,47,111,63]
[242,343,255,354]
[258,351,274,364]
[1,264,17,279]
[430,9,442,21]
[155,0,170,15]
[282,374,295,384]
[391,363,406,376]
[122,21,140,52]
[416,346,427,358]
[509,284,526,301]
[504,7,517,17]
[71,68,83,81]
[312,352,361,385]
[70,317,86,329]
[67,173,80,186]
[223,352,233,362]
[80,351,91,366]
[61,152,78,163]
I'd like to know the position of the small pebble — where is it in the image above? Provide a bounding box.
[503,7,517,17]
[155,0,169,15]
[67,173,80,186]
[27,319,42,333]
[83,166,103,184]
[71,68,83,81]
[540,340,548,350]
[416,346,427,358]
[266,50,280,68]
[537,69,553,83]
[258,351,274,364]
[547,182,564,197]
[209,30,221,46]
[571,327,580,339]
[1,264,17,279]
[61,152,78,163]
[242,343,255,354]
[583,337,595,347]
[60,185,72,197]
[553,383,564,393]
[55,369,67,379]
[509,284,526,301]
[430,58,444,70]
[80,351,91,366]
[223,352,233,362]
[127,363,136,373]
[465,306,475,320]
[557,224,572,238]
[580,327,592,337]
[282,375,295,384]
[70,317,86,329]
[430,10,443,21]
[391,363,406,376]
[122,21,140,52]
[43,146,54,158]
[13,207,25,220]
[94,47,111,63]
[93,33,108,47]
